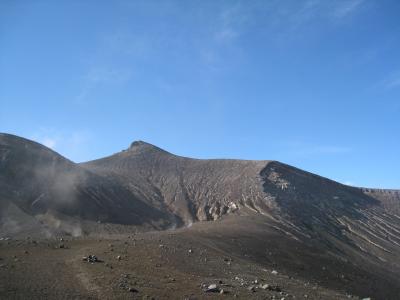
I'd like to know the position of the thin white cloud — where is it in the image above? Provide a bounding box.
[215,28,238,43]
[299,0,366,21]
[85,67,132,84]
[30,129,91,162]
[343,181,356,186]
[265,0,366,32]
[333,0,365,19]
[214,4,244,43]
[75,66,132,104]
[199,3,251,71]
[73,30,153,104]
[288,0,322,26]
[209,0,368,49]
[41,137,57,149]
[381,71,400,90]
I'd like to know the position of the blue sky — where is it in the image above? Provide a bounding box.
[0,0,399,188]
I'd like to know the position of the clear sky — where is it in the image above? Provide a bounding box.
[0,0,399,188]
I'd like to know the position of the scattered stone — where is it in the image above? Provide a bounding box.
[248,286,256,292]
[129,287,139,293]
[204,284,219,293]
[261,284,270,290]
[271,270,278,275]
[116,255,122,261]
[260,284,281,292]
[83,255,100,263]
[273,285,282,292]
[188,249,193,253]
[223,257,232,262]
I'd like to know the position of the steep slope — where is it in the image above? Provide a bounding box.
[82,141,270,226]
[362,188,400,214]
[0,134,175,235]
[82,141,400,252]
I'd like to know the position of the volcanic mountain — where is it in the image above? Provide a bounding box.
[1,132,400,299]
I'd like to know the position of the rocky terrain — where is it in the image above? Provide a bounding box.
[0,133,399,299]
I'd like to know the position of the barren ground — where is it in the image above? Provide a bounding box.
[1,214,394,300]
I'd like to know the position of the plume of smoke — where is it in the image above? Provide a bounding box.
[0,214,21,235]
[32,159,85,208]
[36,213,83,237]
[0,202,41,237]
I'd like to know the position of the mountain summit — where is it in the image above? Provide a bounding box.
[128,140,167,153]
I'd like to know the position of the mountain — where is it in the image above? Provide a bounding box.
[82,139,400,255]
[0,134,177,235]
[1,132,400,299]
[82,140,270,226]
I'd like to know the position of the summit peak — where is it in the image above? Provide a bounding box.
[128,140,169,154]
[130,140,150,148]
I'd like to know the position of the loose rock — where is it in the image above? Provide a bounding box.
[129,287,139,293]
[82,255,100,263]
[248,286,256,292]
[204,283,220,293]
